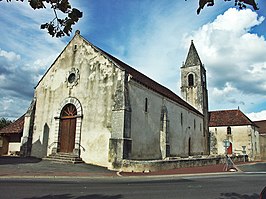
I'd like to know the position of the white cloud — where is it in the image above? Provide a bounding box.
[0,2,68,119]
[212,82,237,96]
[183,8,266,113]
[0,49,21,62]
[212,8,263,33]
[247,110,266,121]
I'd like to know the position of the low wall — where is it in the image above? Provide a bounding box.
[120,155,248,172]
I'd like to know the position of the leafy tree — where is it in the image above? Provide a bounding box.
[186,0,259,14]
[0,118,13,130]
[0,0,83,37]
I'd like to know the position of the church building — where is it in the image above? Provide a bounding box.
[20,31,209,170]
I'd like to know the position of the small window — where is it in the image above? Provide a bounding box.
[73,44,78,51]
[181,113,183,126]
[188,74,194,86]
[145,98,148,112]
[194,119,196,130]
[227,126,231,135]
[68,73,76,83]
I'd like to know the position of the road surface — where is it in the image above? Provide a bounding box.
[0,173,265,199]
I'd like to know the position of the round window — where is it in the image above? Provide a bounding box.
[68,73,76,83]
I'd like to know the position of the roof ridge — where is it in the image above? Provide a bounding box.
[80,35,203,116]
[209,109,255,127]
[0,114,25,134]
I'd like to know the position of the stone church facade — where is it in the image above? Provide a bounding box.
[20,31,209,170]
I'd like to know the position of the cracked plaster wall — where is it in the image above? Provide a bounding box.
[31,34,124,167]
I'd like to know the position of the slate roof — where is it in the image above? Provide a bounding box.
[209,109,255,127]
[183,40,202,68]
[0,115,25,135]
[100,49,202,116]
[36,32,203,117]
[254,120,266,134]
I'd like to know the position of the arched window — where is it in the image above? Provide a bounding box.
[227,126,231,135]
[144,98,148,112]
[188,74,194,86]
[61,104,77,118]
[181,112,183,126]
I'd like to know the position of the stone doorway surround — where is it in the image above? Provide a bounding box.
[53,97,83,156]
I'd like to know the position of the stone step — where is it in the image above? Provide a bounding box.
[43,157,84,164]
[44,153,84,164]
[51,153,80,158]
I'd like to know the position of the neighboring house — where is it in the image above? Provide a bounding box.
[209,109,260,160]
[253,120,266,160]
[0,115,24,156]
[20,31,208,170]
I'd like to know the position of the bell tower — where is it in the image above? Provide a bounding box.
[180,40,209,154]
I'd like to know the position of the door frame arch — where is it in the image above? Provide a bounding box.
[52,97,83,156]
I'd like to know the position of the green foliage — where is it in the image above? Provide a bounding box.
[0,118,12,130]
[0,0,83,37]
[185,0,259,14]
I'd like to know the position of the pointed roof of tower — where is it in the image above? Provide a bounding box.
[183,40,202,67]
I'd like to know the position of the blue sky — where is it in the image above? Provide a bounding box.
[0,0,266,120]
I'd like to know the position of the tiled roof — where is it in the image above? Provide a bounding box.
[209,109,254,127]
[254,120,266,134]
[0,115,25,135]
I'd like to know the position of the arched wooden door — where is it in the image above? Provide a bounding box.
[59,104,77,153]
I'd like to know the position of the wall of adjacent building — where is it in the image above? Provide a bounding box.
[259,134,266,160]
[0,136,8,155]
[8,142,21,155]
[209,125,260,160]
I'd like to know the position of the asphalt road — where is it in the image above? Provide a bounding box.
[238,162,266,172]
[0,173,265,199]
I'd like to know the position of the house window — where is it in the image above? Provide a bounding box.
[194,119,196,130]
[181,113,183,126]
[227,126,231,135]
[188,74,194,86]
[145,98,148,112]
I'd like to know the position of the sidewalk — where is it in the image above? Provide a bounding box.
[0,156,116,178]
[0,156,242,178]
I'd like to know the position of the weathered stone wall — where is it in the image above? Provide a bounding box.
[128,80,205,160]
[120,155,247,172]
[180,64,209,155]
[31,33,124,167]
[209,125,260,160]
[259,134,266,160]
[181,65,205,114]
[0,136,9,155]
